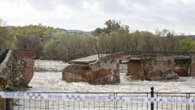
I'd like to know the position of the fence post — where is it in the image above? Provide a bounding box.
[6,98,11,110]
[151,87,154,110]
[113,92,118,110]
[5,87,12,110]
[115,92,118,110]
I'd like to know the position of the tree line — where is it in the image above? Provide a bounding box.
[0,19,195,61]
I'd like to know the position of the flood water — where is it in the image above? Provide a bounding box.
[12,60,195,110]
[28,71,195,92]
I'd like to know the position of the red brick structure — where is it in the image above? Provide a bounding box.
[127,57,144,80]
[174,57,191,76]
[0,49,35,90]
[62,54,122,84]
[127,56,181,80]
[12,50,35,84]
[126,54,195,80]
[191,54,195,76]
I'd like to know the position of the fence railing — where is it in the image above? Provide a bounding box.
[123,51,195,56]
[1,88,195,110]
[155,92,195,110]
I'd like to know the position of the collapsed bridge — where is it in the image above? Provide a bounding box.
[124,51,195,80]
[62,51,195,84]
[0,49,35,91]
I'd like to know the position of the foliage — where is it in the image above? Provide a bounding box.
[92,19,129,36]
[0,19,194,61]
[179,38,195,52]
[16,35,43,58]
[0,27,15,49]
[0,86,3,91]
[0,98,5,110]
[143,58,153,65]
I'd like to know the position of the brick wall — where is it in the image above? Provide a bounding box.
[191,54,195,76]
[127,60,144,80]
[127,55,181,80]
[89,54,120,84]
[62,54,121,84]
[0,49,35,90]
[12,50,35,84]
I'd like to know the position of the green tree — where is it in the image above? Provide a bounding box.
[0,27,9,49]
[92,19,129,36]
[0,19,15,49]
[179,38,195,51]
[92,28,104,36]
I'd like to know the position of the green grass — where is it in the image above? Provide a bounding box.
[0,99,6,110]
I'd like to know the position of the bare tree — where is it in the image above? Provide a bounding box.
[16,35,43,58]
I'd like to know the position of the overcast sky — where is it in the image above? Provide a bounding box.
[0,0,195,34]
